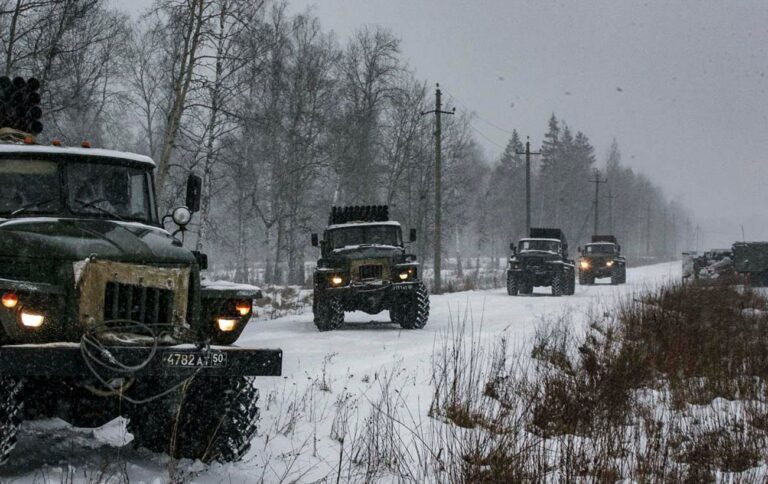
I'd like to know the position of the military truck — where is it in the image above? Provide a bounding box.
[310,206,429,331]
[507,228,575,296]
[577,235,626,285]
[0,76,281,465]
[732,242,768,286]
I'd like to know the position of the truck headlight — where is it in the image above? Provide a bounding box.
[20,311,44,328]
[606,260,614,267]
[580,260,590,269]
[330,275,344,286]
[398,272,409,281]
[217,318,237,332]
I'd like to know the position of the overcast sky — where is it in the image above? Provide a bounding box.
[121,0,768,248]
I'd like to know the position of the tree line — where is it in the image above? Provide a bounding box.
[0,0,691,285]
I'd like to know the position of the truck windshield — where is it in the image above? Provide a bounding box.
[67,162,153,223]
[0,158,155,224]
[0,159,62,215]
[328,225,402,249]
[520,240,560,253]
[586,244,616,254]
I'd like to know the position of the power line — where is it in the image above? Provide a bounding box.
[441,88,517,136]
[468,124,507,150]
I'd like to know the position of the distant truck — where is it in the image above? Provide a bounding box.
[683,248,734,282]
[310,206,429,331]
[578,235,626,285]
[732,242,768,286]
[507,228,575,296]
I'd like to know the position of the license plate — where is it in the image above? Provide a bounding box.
[164,351,227,368]
[392,284,414,291]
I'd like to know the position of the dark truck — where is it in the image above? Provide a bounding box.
[577,235,626,285]
[732,242,768,286]
[507,228,576,296]
[310,206,429,331]
[0,123,281,463]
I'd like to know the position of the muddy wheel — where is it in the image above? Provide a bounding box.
[552,272,564,297]
[128,376,259,463]
[567,270,576,295]
[391,283,430,329]
[314,296,344,331]
[0,377,24,465]
[506,273,519,295]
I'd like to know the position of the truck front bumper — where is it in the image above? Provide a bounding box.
[0,344,282,378]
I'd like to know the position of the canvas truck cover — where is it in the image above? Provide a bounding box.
[732,242,768,273]
[591,235,617,244]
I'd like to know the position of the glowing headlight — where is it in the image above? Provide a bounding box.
[330,275,344,286]
[217,318,238,332]
[20,311,44,328]
[579,260,590,269]
[398,272,409,281]
[606,260,614,267]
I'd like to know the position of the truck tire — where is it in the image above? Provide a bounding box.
[578,271,587,285]
[506,273,518,295]
[611,265,621,285]
[552,272,564,297]
[0,377,23,465]
[567,270,576,295]
[391,283,430,329]
[128,376,259,463]
[314,296,344,331]
[620,266,627,284]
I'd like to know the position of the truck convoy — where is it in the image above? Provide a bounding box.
[311,206,429,331]
[0,76,281,465]
[507,228,576,296]
[578,235,626,285]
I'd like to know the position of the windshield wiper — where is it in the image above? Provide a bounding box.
[10,198,55,216]
[75,198,124,221]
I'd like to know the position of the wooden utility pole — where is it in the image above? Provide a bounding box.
[421,84,454,293]
[516,137,541,235]
[606,188,617,234]
[589,169,608,235]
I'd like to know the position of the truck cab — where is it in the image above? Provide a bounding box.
[311,205,428,331]
[578,235,626,285]
[0,131,281,464]
[507,228,575,296]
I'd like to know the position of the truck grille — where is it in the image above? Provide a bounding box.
[103,281,174,326]
[358,264,383,280]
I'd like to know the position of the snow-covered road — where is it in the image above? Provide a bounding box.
[2,262,680,483]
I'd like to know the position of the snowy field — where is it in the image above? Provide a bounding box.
[1,262,680,483]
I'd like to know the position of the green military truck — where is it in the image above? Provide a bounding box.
[0,76,281,465]
[507,228,576,296]
[578,235,627,285]
[732,242,768,286]
[310,206,429,331]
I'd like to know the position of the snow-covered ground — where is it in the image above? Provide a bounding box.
[1,262,680,483]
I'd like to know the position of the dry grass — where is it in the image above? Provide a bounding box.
[343,280,768,482]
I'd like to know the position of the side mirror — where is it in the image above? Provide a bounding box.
[509,242,515,251]
[311,233,319,247]
[185,174,202,213]
[192,250,208,270]
[578,246,582,254]
[409,229,417,242]
[617,245,621,253]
